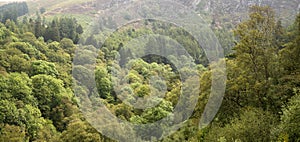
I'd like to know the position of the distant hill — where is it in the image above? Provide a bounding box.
[26,0,95,15]
[196,0,299,26]
[1,0,297,30]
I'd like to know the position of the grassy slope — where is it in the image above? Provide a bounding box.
[27,0,93,13]
[24,0,95,29]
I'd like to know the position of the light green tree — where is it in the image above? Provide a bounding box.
[275,89,300,141]
[0,124,26,142]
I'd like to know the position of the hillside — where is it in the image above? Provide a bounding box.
[1,0,294,29]
[26,0,94,14]
[196,0,300,26]
[0,0,300,141]
[20,0,299,31]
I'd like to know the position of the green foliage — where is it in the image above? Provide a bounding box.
[59,38,75,54]
[95,66,113,99]
[30,60,59,77]
[0,2,28,23]
[231,6,284,113]
[0,47,31,72]
[0,124,26,142]
[12,14,83,43]
[205,108,276,142]
[6,73,35,104]
[275,89,300,141]
[0,100,19,125]
[31,74,65,117]
[162,119,199,142]
[233,6,278,81]
[278,14,300,98]
[100,20,208,65]
[0,3,299,141]
[214,29,235,56]
[8,41,45,60]
[34,120,61,142]
[61,116,103,142]
[0,15,102,141]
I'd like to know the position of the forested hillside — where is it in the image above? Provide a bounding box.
[0,2,28,23]
[0,16,108,142]
[0,1,299,142]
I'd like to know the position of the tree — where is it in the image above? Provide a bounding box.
[60,38,75,55]
[5,19,18,33]
[232,6,281,111]
[161,119,199,142]
[34,119,61,142]
[50,96,75,132]
[275,89,300,141]
[61,116,103,142]
[30,60,59,77]
[18,104,43,141]
[278,14,300,98]
[0,23,13,44]
[7,54,29,72]
[1,11,16,23]
[6,73,35,104]
[274,20,286,48]
[31,74,65,118]
[45,20,60,42]
[34,13,43,38]
[0,100,19,125]
[76,25,83,34]
[205,108,276,142]
[85,35,98,47]
[233,5,277,81]
[8,42,44,60]
[21,32,37,44]
[95,66,112,99]
[57,17,82,43]
[0,124,26,142]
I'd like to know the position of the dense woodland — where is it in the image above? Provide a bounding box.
[0,2,299,142]
[0,2,28,23]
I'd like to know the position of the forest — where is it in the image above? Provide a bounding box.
[0,2,28,23]
[0,1,299,142]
